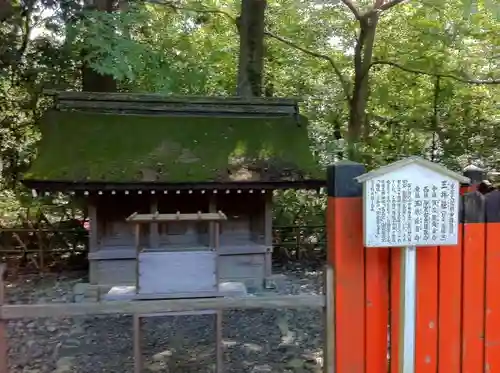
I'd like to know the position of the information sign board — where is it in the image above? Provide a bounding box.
[357,158,469,248]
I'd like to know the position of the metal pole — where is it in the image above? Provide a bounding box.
[324,264,335,373]
[398,246,417,373]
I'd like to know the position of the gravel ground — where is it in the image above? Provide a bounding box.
[5,268,324,373]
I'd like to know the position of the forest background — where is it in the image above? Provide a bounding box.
[0,0,499,240]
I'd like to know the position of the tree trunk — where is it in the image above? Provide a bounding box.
[236,0,267,97]
[82,67,117,92]
[347,13,379,156]
[81,0,117,92]
[0,1,13,22]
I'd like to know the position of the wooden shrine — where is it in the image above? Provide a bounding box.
[22,91,325,297]
[128,211,227,299]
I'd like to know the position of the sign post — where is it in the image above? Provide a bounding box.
[399,245,417,373]
[355,156,470,373]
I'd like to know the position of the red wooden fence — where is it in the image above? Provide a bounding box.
[327,161,498,373]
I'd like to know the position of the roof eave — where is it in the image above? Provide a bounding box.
[355,156,470,184]
[22,178,327,192]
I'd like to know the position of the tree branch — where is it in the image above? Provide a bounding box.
[371,60,500,84]
[340,0,361,19]
[18,9,32,63]
[264,30,351,101]
[430,76,441,162]
[378,0,407,11]
[146,0,238,22]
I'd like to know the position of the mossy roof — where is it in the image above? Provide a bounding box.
[24,110,323,184]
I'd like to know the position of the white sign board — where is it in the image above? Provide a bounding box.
[361,162,461,248]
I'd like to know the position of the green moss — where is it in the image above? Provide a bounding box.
[25,111,323,183]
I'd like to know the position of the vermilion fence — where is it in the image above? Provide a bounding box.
[327,161,498,373]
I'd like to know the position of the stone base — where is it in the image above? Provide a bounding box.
[72,283,112,303]
[72,281,250,303]
[264,274,287,290]
[104,281,248,301]
[73,274,288,303]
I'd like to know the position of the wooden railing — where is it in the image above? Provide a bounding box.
[0,224,327,272]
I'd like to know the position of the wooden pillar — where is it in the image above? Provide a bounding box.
[326,161,366,373]
[263,191,273,277]
[215,309,223,373]
[133,314,142,373]
[150,196,159,249]
[209,196,223,373]
[214,220,223,373]
[485,190,500,372]
[0,264,7,373]
[459,188,486,373]
[209,194,217,247]
[88,202,99,285]
[134,223,141,294]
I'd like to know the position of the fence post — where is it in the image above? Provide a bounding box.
[0,263,7,373]
[460,167,487,373]
[326,161,366,373]
[485,189,500,372]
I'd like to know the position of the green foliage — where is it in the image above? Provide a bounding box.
[0,0,83,221]
[366,0,500,169]
[462,0,500,19]
[67,5,161,82]
[1,0,500,229]
[68,2,239,94]
[274,190,326,227]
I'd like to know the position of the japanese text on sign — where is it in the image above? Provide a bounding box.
[365,178,459,247]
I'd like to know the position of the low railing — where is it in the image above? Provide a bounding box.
[0,225,327,272]
[0,226,88,273]
[273,224,327,261]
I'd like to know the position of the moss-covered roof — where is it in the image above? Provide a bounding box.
[24,110,323,184]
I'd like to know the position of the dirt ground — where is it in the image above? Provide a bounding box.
[5,268,324,373]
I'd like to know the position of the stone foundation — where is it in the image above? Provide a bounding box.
[72,283,111,303]
[72,274,287,303]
